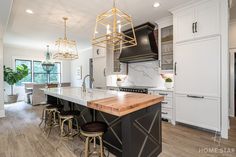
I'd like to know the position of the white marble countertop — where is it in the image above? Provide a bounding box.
[43,87,127,106]
[43,87,163,116]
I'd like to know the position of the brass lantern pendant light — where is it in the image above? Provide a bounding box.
[92,0,137,51]
[53,17,78,60]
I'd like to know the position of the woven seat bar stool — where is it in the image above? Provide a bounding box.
[80,121,108,157]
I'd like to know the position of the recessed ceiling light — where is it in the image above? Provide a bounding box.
[153,2,160,8]
[25,9,34,14]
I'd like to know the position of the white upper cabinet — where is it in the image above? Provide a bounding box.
[174,8,195,43]
[194,0,220,39]
[93,46,106,58]
[172,0,220,43]
[156,16,174,72]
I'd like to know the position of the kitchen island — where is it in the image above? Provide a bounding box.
[43,87,164,157]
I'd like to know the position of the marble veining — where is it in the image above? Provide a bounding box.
[43,87,126,106]
[123,61,165,87]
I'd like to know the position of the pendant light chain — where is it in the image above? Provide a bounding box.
[113,0,116,8]
[63,17,68,40]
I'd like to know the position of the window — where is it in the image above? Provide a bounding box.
[15,59,32,86]
[33,61,61,83]
[15,59,61,86]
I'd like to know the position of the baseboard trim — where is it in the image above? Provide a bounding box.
[0,109,5,118]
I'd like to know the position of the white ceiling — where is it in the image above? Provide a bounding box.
[4,0,193,51]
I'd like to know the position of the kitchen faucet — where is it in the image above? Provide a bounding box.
[82,74,94,92]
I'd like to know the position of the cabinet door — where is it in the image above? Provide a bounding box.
[175,94,220,131]
[174,8,195,43]
[93,57,106,88]
[194,0,220,38]
[93,47,106,58]
[161,25,173,71]
[174,37,220,97]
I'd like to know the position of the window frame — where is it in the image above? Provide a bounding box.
[14,58,62,86]
[33,60,61,83]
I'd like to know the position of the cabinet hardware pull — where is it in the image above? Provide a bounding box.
[187,95,204,99]
[159,93,168,96]
[174,62,177,75]
[96,49,100,55]
[192,23,195,33]
[162,112,168,115]
[103,68,106,77]
[194,22,197,33]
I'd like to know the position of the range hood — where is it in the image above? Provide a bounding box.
[119,22,158,63]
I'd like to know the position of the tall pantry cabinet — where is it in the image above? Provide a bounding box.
[171,0,222,132]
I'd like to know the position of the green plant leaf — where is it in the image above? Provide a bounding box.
[4,64,29,94]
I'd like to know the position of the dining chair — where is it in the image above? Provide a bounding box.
[24,82,34,104]
[30,84,47,106]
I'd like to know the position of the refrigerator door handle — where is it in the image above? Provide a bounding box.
[187,95,204,99]
[174,62,177,75]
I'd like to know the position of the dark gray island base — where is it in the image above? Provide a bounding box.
[47,93,162,157]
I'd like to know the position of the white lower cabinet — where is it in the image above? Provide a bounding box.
[175,94,220,131]
[148,89,175,125]
[162,108,173,121]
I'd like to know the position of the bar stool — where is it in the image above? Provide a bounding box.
[39,104,61,137]
[80,121,108,157]
[58,110,80,138]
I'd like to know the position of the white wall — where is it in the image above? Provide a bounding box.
[0,38,5,117]
[71,48,92,87]
[3,46,71,101]
[229,20,236,49]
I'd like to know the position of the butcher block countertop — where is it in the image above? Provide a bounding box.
[88,93,164,116]
[43,87,164,117]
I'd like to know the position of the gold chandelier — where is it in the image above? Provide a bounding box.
[53,17,78,60]
[92,0,137,51]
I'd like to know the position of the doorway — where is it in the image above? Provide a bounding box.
[230,50,236,117]
[235,53,236,117]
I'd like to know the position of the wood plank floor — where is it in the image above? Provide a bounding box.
[0,102,235,157]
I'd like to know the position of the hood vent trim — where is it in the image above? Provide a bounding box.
[119,22,158,63]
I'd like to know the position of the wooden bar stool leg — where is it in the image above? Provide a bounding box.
[39,109,45,127]
[99,136,104,157]
[43,110,49,130]
[74,118,79,133]
[53,111,56,125]
[61,119,66,136]
[85,137,90,157]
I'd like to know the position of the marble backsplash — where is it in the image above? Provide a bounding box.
[107,61,167,87]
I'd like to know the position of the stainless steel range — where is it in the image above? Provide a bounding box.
[119,86,154,94]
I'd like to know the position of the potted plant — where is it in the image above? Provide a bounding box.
[116,77,122,87]
[165,78,173,89]
[4,64,29,103]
